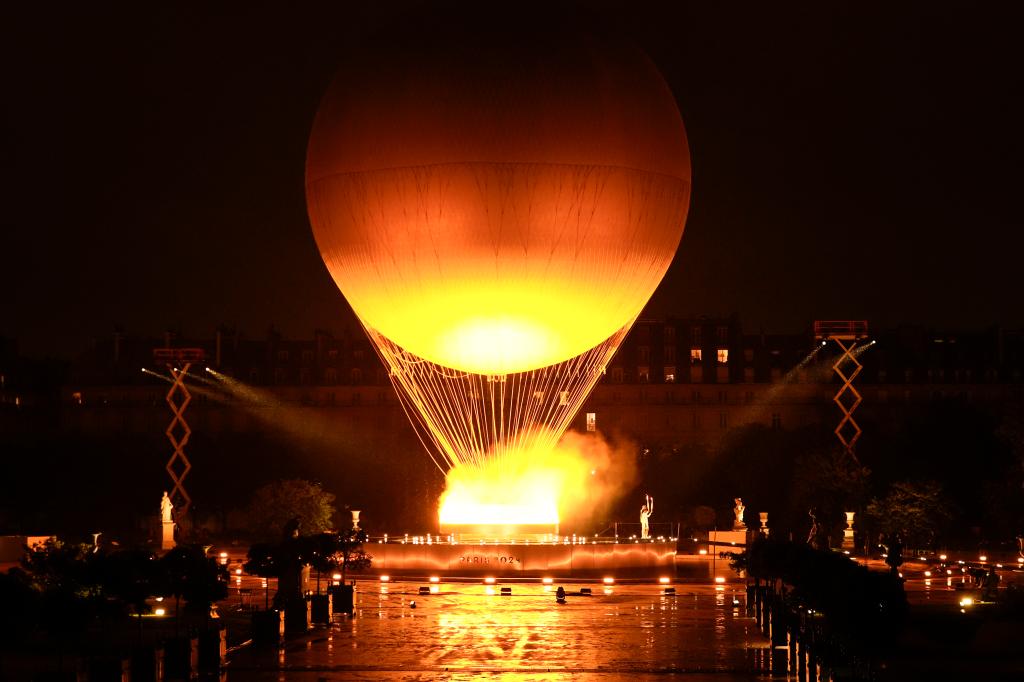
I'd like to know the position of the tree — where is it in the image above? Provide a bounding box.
[866,481,953,548]
[793,449,871,547]
[245,479,337,541]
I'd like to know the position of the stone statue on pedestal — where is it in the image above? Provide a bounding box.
[160,491,175,550]
[732,498,746,530]
[161,491,173,523]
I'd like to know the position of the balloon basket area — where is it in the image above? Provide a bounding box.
[360,537,677,579]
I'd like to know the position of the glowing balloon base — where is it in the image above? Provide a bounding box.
[439,462,560,540]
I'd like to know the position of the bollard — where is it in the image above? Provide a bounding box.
[131,644,165,682]
[285,598,312,635]
[164,635,199,681]
[330,583,355,615]
[251,609,285,647]
[310,593,334,624]
[198,623,227,673]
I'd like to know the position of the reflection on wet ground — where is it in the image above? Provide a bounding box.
[228,582,778,680]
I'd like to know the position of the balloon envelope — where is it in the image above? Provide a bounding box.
[307,11,690,374]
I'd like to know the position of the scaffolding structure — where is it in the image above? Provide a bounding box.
[152,347,205,524]
[813,321,869,461]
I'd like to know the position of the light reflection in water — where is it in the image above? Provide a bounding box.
[249,582,777,677]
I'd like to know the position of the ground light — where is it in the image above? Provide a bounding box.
[379,575,390,582]
[602,577,615,585]
[542,577,553,584]
[484,577,496,584]
[714,576,726,584]
[658,577,670,584]
[429,576,440,583]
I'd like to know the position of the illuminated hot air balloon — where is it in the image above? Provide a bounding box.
[306,8,690,529]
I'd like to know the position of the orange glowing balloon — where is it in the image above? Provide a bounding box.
[307,10,690,375]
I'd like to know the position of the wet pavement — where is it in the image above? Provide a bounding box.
[227,581,779,680]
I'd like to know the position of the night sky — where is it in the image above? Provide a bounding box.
[4,2,1022,359]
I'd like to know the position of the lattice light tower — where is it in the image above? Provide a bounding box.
[814,321,869,462]
[152,347,206,524]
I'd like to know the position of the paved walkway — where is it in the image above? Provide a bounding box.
[227,581,779,680]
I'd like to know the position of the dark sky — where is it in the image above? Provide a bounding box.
[3,2,1022,358]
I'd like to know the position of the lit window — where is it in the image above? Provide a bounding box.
[717,349,729,364]
[586,413,596,432]
[664,366,676,383]
[690,349,702,364]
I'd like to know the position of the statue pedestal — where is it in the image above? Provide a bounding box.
[161,521,175,550]
[842,511,855,550]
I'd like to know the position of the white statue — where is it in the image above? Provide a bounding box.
[640,494,653,539]
[733,498,746,529]
[160,491,173,524]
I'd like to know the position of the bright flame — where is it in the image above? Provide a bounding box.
[438,431,636,532]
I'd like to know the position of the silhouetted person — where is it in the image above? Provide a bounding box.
[556,586,566,604]
[983,567,1000,600]
[885,534,903,576]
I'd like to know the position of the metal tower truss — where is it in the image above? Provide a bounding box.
[814,321,868,462]
[831,338,863,455]
[153,348,205,524]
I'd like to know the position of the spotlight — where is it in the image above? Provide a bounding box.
[658,577,671,584]
[602,577,615,585]
[154,608,166,617]
[959,597,974,607]
[429,576,440,583]
[332,573,342,581]
[939,554,947,561]
[541,577,553,585]
[484,577,496,584]
[924,570,932,577]
[235,568,242,575]
[379,575,390,582]
[714,576,726,584]
[980,555,987,562]
[141,367,147,373]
